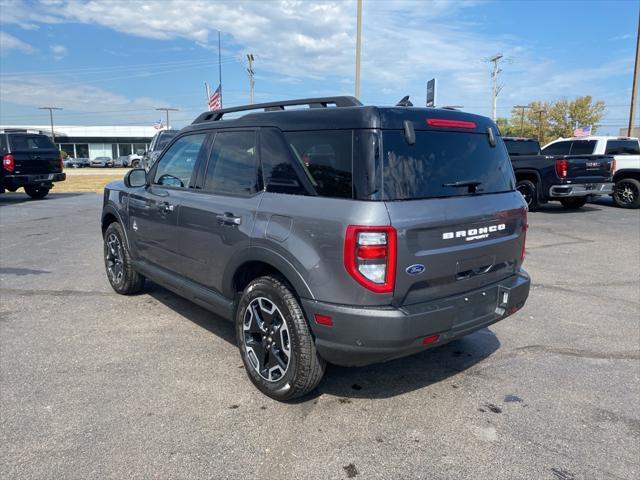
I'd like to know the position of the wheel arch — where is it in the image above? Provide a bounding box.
[613,169,640,183]
[101,206,131,249]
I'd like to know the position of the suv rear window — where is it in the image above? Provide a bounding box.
[9,135,56,151]
[569,140,597,155]
[284,130,353,199]
[503,139,540,156]
[382,130,514,200]
[606,140,640,155]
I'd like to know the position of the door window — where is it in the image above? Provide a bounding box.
[204,131,258,196]
[569,140,596,155]
[153,134,205,188]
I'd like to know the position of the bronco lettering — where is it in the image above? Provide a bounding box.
[442,223,506,240]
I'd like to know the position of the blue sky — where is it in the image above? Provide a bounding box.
[0,0,637,134]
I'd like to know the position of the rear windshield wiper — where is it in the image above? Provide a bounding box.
[443,180,483,193]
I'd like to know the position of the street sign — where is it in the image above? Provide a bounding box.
[426,78,437,107]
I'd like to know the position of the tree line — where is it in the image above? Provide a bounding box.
[496,96,605,145]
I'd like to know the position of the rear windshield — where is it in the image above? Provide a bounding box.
[606,140,640,155]
[503,139,540,156]
[9,135,56,151]
[382,130,515,200]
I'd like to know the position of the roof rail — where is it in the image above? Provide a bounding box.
[191,96,363,124]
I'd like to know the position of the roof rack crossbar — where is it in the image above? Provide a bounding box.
[192,96,362,124]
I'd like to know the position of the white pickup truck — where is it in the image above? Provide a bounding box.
[542,136,640,208]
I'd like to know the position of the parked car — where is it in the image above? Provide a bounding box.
[64,157,90,168]
[542,136,640,209]
[113,155,130,168]
[503,137,614,211]
[90,156,113,168]
[1,131,66,198]
[142,129,177,169]
[101,96,530,400]
[129,153,143,168]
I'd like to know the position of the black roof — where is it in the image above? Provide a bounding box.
[182,96,497,134]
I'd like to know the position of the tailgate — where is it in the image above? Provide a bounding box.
[564,155,613,182]
[11,151,61,175]
[386,192,527,306]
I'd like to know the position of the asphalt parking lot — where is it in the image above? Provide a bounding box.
[1,192,638,480]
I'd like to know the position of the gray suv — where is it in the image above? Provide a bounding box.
[101,97,530,400]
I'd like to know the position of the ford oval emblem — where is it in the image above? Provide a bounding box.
[406,264,425,275]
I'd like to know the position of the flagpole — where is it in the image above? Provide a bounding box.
[218,31,223,108]
[204,81,210,110]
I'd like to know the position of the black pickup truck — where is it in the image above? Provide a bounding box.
[503,137,614,210]
[1,132,66,199]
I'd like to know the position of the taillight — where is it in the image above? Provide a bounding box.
[520,208,528,262]
[2,154,14,172]
[344,225,397,294]
[611,158,616,174]
[426,118,477,129]
[555,159,568,178]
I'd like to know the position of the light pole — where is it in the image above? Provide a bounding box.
[355,0,363,99]
[628,14,639,136]
[246,53,255,104]
[155,107,178,129]
[38,107,62,143]
[535,109,546,143]
[514,105,530,136]
[489,53,503,121]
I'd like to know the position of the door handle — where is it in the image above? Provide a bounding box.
[159,202,175,213]
[216,212,242,226]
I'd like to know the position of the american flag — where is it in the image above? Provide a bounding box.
[573,126,592,137]
[153,120,163,130]
[208,85,222,111]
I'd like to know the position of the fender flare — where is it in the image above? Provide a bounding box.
[101,204,131,249]
[221,246,314,300]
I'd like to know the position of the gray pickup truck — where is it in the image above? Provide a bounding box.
[101,97,530,400]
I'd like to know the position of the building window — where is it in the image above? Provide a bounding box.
[75,144,89,158]
[112,144,118,159]
[59,143,75,157]
[118,144,132,156]
[133,143,147,155]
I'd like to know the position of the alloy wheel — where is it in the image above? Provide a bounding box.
[517,184,533,207]
[243,297,291,382]
[105,233,124,285]
[615,181,638,206]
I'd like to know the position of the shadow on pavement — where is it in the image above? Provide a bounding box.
[145,281,501,400]
[0,192,86,205]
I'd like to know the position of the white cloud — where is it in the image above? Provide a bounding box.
[50,43,67,59]
[0,31,35,54]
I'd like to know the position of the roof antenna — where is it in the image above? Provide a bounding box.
[396,96,413,107]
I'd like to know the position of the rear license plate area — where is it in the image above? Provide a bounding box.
[454,287,498,326]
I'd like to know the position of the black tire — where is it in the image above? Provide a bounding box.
[613,178,640,209]
[103,222,145,295]
[516,179,539,211]
[131,160,140,168]
[236,275,326,401]
[5,186,17,192]
[560,197,587,209]
[24,186,50,199]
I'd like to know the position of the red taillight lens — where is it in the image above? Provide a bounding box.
[344,225,397,294]
[2,154,15,172]
[555,159,568,178]
[611,158,616,174]
[423,335,440,345]
[520,208,528,262]
[426,118,477,129]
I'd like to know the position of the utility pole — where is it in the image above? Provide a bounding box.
[514,105,530,136]
[155,107,178,129]
[38,107,62,143]
[535,109,546,144]
[246,53,255,104]
[488,53,504,121]
[628,14,639,136]
[355,0,363,99]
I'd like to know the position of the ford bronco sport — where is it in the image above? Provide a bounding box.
[101,97,530,400]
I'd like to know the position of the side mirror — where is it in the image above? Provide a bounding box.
[124,168,147,188]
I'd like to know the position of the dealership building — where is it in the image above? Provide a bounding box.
[0,125,158,159]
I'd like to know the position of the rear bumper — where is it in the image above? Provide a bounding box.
[2,172,65,188]
[302,270,530,367]
[549,182,613,198]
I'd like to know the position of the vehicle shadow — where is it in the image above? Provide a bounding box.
[0,192,86,205]
[534,203,601,214]
[145,281,501,400]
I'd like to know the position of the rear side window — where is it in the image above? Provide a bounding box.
[9,135,56,151]
[260,129,307,196]
[606,140,640,155]
[155,133,176,151]
[503,139,540,156]
[284,130,353,199]
[569,140,597,155]
[541,141,571,155]
[382,130,514,200]
[153,134,205,188]
[204,131,258,196]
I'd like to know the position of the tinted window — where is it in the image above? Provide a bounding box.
[541,141,571,155]
[153,134,205,188]
[156,132,176,151]
[382,130,514,200]
[260,129,307,195]
[606,140,640,155]
[9,135,56,151]
[503,139,540,156]
[204,131,258,196]
[284,130,353,199]
[569,140,596,155]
